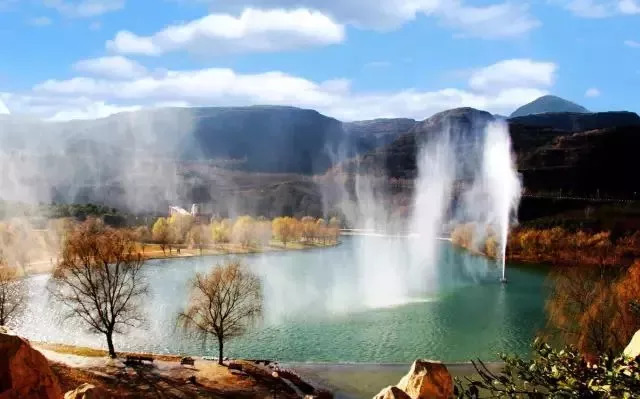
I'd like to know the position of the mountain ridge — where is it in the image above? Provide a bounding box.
[510,95,589,118]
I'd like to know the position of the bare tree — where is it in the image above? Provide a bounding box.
[51,219,148,358]
[0,253,23,326]
[178,260,262,365]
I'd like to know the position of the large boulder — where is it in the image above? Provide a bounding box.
[64,384,108,399]
[0,328,63,399]
[373,386,412,399]
[395,360,453,399]
[624,330,640,359]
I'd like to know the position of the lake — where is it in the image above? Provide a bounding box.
[13,235,548,363]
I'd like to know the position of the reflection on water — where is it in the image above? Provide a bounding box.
[13,236,547,362]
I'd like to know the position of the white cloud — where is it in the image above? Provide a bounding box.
[619,0,640,13]
[107,8,345,56]
[203,0,539,37]
[43,0,125,18]
[28,16,53,26]
[468,59,557,93]
[555,0,640,17]
[625,39,640,47]
[437,2,540,39]
[199,0,440,30]
[15,58,553,121]
[585,87,601,97]
[73,56,147,79]
[0,98,10,115]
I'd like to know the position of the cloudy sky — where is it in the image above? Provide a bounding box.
[0,0,638,121]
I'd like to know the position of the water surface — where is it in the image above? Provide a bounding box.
[14,236,548,363]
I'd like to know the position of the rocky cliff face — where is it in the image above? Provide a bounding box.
[0,327,64,399]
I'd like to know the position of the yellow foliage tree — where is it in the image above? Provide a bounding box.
[211,219,231,246]
[232,216,256,248]
[272,217,297,247]
[152,217,170,255]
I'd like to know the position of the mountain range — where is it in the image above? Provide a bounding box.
[1,95,639,217]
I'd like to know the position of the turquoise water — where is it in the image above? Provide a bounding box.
[14,236,548,363]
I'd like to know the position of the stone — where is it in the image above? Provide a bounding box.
[0,329,64,399]
[395,360,453,399]
[63,384,108,399]
[373,386,412,399]
[624,329,640,358]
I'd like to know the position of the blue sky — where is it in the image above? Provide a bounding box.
[0,0,638,121]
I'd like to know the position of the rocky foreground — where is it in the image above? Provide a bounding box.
[4,326,639,399]
[0,323,467,399]
[0,327,322,398]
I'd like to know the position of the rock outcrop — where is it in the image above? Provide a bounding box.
[624,330,640,359]
[372,360,454,399]
[64,384,108,399]
[0,328,63,399]
[373,386,412,399]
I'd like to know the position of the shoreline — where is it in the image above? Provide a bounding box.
[19,239,341,277]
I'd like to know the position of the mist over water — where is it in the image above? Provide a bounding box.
[334,119,521,309]
[2,108,523,353]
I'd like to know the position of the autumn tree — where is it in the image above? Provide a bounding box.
[272,217,297,247]
[545,262,638,356]
[610,260,640,347]
[169,214,194,248]
[188,224,209,255]
[211,219,231,246]
[152,217,170,255]
[178,260,262,365]
[134,226,151,254]
[0,253,23,326]
[300,216,316,242]
[316,218,328,245]
[51,219,148,358]
[232,216,256,248]
[255,217,273,248]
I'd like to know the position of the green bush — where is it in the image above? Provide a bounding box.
[455,338,640,398]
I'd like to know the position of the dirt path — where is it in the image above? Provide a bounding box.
[37,345,300,398]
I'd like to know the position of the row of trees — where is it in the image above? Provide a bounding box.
[47,219,262,361]
[451,224,640,269]
[147,215,341,254]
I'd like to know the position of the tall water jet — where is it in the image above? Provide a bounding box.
[477,121,522,282]
[408,128,456,294]
[325,110,522,311]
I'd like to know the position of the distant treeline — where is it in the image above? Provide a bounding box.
[143,214,341,255]
[1,201,119,220]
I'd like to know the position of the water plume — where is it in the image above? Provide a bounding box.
[334,114,522,309]
[479,122,522,280]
